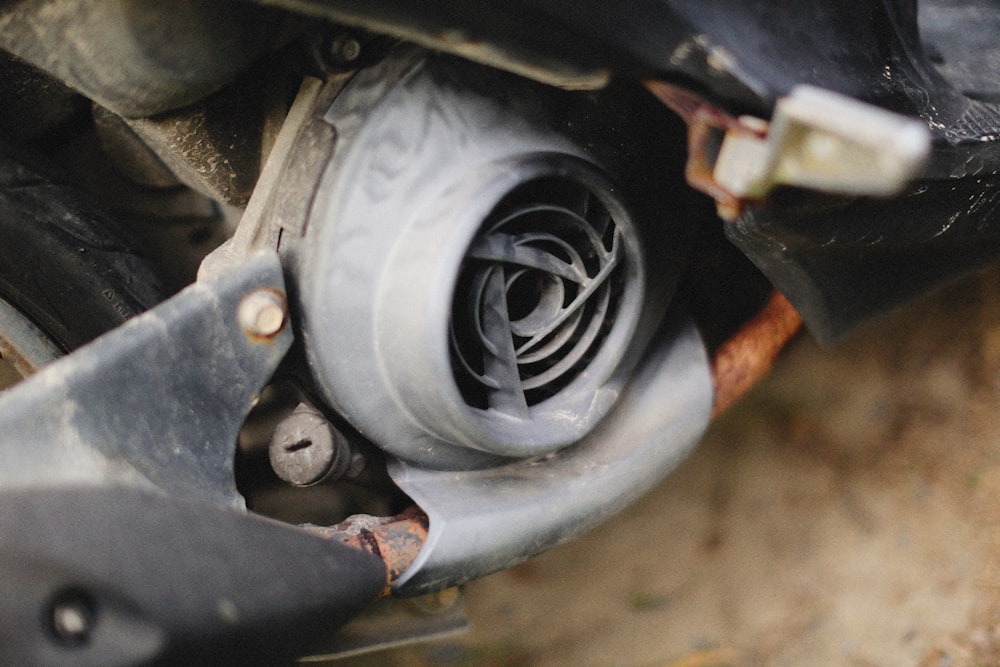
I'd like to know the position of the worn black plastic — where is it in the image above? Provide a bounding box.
[0,487,386,666]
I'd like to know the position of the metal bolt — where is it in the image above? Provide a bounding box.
[48,591,95,646]
[329,35,362,64]
[346,452,366,479]
[409,587,463,616]
[269,403,352,486]
[239,289,286,338]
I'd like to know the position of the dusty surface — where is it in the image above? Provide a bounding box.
[340,268,1000,667]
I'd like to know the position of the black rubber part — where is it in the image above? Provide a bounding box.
[0,148,165,350]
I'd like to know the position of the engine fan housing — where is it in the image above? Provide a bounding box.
[297,51,687,469]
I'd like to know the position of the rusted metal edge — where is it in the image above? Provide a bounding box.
[644,80,766,220]
[313,507,429,596]
[710,290,803,419]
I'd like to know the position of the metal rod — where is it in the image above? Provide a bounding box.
[710,290,803,419]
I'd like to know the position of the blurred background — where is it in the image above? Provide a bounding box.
[336,266,1000,666]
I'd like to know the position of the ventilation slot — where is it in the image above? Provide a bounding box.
[450,177,627,416]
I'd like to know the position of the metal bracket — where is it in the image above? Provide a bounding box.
[0,250,291,507]
[0,250,396,663]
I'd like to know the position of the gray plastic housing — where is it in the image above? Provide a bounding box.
[292,50,712,591]
[390,311,712,594]
[299,51,688,470]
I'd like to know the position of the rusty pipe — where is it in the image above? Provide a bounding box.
[710,290,803,419]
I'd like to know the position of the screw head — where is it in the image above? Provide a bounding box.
[269,404,346,486]
[329,35,362,63]
[48,590,96,646]
[239,290,287,338]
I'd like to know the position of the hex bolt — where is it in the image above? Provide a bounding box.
[269,403,355,486]
[239,289,286,338]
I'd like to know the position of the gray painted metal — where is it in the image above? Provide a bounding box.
[0,250,291,508]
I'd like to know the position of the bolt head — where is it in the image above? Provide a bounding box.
[330,35,361,63]
[409,587,462,615]
[239,290,287,338]
[48,590,96,646]
[269,404,344,486]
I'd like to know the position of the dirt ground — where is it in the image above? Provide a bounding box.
[338,267,1000,667]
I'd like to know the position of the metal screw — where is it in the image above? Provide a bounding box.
[48,591,95,646]
[239,289,286,338]
[269,403,353,486]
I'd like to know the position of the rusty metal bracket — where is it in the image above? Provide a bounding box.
[645,81,764,220]
[315,507,430,596]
